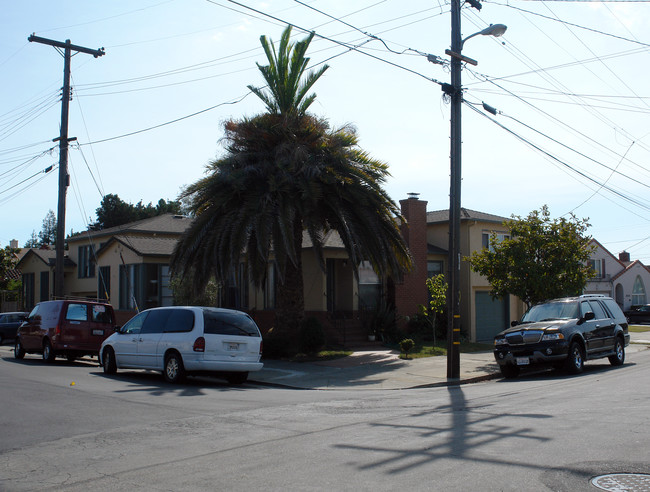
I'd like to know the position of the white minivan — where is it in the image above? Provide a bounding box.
[99,306,263,384]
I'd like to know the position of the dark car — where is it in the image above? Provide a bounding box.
[625,304,650,324]
[493,295,629,378]
[15,300,116,363]
[0,311,28,345]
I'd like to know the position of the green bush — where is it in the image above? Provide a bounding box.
[399,338,415,358]
[262,328,296,359]
[299,317,326,354]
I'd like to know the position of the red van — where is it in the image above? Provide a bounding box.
[15,300,116,363]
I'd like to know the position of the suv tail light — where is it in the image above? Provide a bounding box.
[259,340,263,356]
[193,337,205,352]
[53,324,61,340]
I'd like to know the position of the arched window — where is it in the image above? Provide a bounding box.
[632,276,647,306]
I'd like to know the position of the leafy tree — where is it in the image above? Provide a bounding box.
[24,231,39,248]
[93,194,182,229]
[38,210,57,246]
[419,274,447,343]
[468,206,593,307]
[0,245,19,291]
[171,26,412,337]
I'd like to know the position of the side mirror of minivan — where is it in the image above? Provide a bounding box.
[511,320,519,327]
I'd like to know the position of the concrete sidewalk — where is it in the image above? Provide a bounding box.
[250,332,650,390]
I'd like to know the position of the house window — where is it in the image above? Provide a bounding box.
[238,263,249,309]
[98,266,110,300]
[23,273,35,311]
[587,259,605,279]
[427,260,444,277]
[264,263,276,309]
[78,245,96,278]
[632,276,647,306]
[119,264,138,310]
[358,261,381,310]
[40,271,49,301]
[482,232,509,252]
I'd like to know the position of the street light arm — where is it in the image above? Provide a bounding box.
[461,23,507,49]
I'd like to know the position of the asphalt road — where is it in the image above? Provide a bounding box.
[1,345,649,491]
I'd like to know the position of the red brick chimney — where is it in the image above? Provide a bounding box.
[394,194,428,320]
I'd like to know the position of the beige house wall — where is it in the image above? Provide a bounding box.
[424,217,526,342]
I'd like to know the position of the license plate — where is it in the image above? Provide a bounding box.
[516,357,530,366]
[92,329,104,336]
[227,343,239,351]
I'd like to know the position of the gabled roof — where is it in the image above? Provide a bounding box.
[96,235,180,258]
[611,259,649,283]
[68,214,193,243]
[426,208,510,225]
[588,238,624,268]
[15,248,76,268]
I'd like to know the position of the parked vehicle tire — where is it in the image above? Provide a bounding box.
[608,337,625,366]
[102,347,117,375]
[163,352,185,383]
[500,364,520,379]
[14,338,25,359]
[564,341,584,374]
[226,371,248,384]
[0,334,4,345]
[42,340,56,363]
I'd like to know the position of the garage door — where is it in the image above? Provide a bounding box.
[475,291,509,342]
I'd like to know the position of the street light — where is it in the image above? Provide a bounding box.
[461,23,507,49]
[445,3,506,380]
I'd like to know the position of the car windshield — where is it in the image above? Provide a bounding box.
[521,301,579,323]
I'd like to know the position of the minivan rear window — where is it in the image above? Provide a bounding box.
[203,311,260,337]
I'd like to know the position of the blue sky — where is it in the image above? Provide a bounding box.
[2,0,649,262]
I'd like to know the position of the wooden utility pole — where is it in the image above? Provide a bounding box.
[28,35,104,298]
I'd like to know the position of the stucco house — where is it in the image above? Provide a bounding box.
[584,239,650,309]
[15,199,526,344]
[16,214,192,325]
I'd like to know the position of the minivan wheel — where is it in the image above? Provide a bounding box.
[163,353,185,383]
[102,347,117,375]
[226,372,248,385]
[608,337,625,366]
[42,340,55,363]
[565,341,584,374]
[14,339,25,359]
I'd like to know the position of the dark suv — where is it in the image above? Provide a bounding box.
[494,295,629,378]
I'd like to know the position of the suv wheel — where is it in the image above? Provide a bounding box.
[163,353,185,384]
[14,338,25,359]
[565,341,584,374]
[608,337,625,366]
[42,340,56,363]
[500,364,520,379]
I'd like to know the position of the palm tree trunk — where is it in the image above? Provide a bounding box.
[275,219,305,338]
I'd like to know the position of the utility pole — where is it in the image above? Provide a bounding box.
[446,0,463,381]
[28,35,104,298]
[443,5,506,380]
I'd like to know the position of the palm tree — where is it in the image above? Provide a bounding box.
[171,26,412,337]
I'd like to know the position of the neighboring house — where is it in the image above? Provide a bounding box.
[584,239,650,309]
[16,214,193,325]
[423,205,525,342]
[14,202,525,343]
[243,196,524,343]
